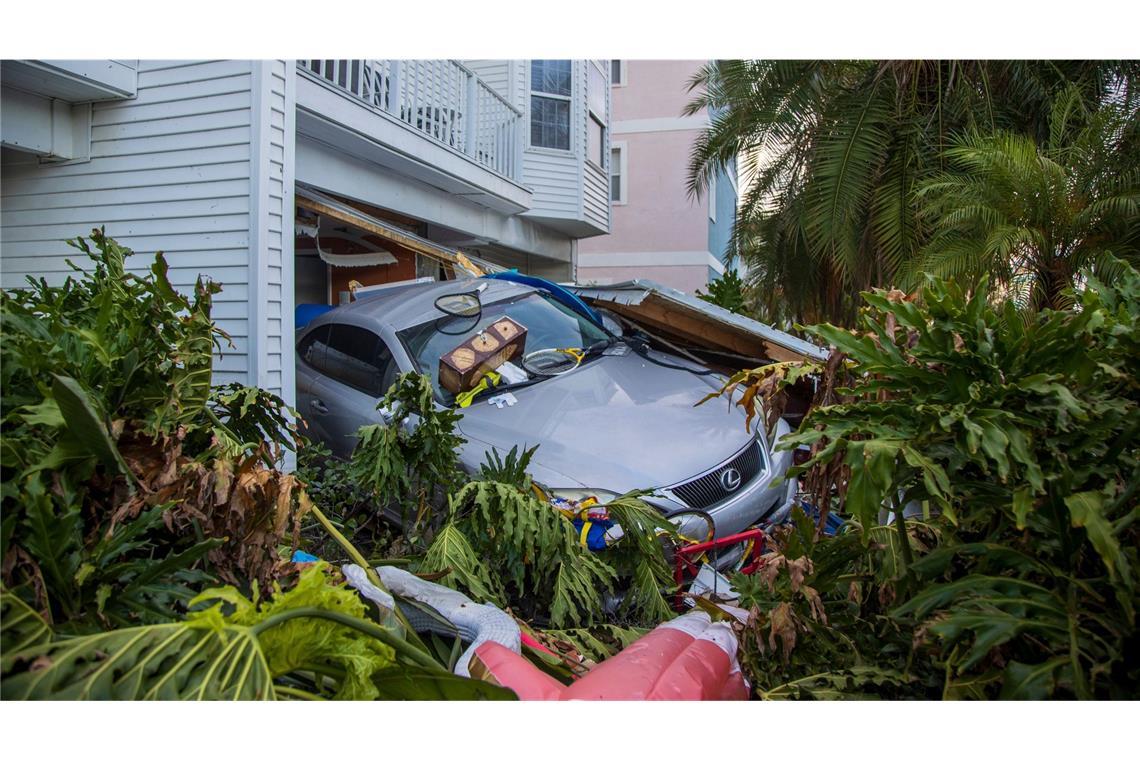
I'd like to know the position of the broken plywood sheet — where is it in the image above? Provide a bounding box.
[570,279,828,364]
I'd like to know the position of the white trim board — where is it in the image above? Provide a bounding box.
[578,250,722,269]
[611,115,710,135]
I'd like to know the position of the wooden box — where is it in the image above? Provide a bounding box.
[438,317,528,394]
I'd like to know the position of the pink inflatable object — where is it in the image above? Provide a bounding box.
[471,611,749,700]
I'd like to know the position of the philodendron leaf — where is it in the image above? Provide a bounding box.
[18,399,65,428]
[0,593,52,655]
[1011,488,1034,530]
[1065,491,1130,587]
[50,374,130,478]
[999,658,1068,699]
[1,607,276,700]
[371,664,517,700]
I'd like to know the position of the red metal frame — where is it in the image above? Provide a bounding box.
[672,528,767,610]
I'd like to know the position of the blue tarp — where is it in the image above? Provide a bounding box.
[482,271,604,327]
[296,303,335,330]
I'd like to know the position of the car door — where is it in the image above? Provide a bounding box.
[296,323,335,444]
[308,323,397,458]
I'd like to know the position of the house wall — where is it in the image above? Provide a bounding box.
[0,60,295,406]
[708,164,736,268]
[581,60,611,235]
[463,60,513,102]
[519,60,610,237]
[577,59,732,294]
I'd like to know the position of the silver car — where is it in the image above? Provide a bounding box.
[295,277,796,546]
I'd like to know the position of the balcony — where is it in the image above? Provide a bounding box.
[296,60,530,215]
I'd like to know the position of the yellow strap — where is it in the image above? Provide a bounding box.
[579,519,592,548]
[455,370,502,408]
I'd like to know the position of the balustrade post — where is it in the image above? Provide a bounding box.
[513,113,524,180]
[387,60,402,116]
[465,75,478,158]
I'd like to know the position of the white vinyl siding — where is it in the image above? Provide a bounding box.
[521,150,581,216]
[0,59,294,401]
[520,59,610,234]
[581,61,610,231]
[248,60,295,401]
[462,60,512,102]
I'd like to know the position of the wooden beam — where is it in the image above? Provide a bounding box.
[296,194,480,274]
[605,297,805,364]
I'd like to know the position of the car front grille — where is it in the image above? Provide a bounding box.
[669,441,765,510]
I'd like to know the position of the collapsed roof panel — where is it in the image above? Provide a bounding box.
[569,279,828,364]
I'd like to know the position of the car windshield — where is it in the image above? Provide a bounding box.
[398,291,610,405]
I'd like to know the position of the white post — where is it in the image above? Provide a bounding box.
[465,73,478,158]
[387,60,402,117]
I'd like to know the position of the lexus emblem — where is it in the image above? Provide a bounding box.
[720,467,743,492]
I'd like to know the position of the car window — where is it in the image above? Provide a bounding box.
[322,324,393,397]
[298,324,331,371]
[398,292,608,404]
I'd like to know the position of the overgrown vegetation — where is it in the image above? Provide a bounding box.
[0,231,513,700]
[296,440,401,563]
[687,60,1139,326]
[349,372,466,545]
[0,230,308,632]
[711,259,1140,698]
[416,446,677,628]
[1,563,510,700]
[6,218,1137,700]
[695,268,748,314]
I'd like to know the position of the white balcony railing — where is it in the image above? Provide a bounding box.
[298,59,523,181]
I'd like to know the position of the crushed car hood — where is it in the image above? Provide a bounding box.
[456,351,754,491]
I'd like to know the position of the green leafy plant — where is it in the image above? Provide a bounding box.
[419,474,678,627]
[419,480,617,627]
[686,60,1139,326]
[1,565,512,700]
[478,444,539,489]
[350,372,466,537]
[296,439,400,562]
[730,510,940,699]
[704,258,1139,697]
[1,230,309,632]
[695,268,748,315]
[911,87,1140,310]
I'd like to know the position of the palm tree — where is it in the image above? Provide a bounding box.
[910,90,1140,310]
[686,61,1139,326]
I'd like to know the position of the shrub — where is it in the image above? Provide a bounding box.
[710,259,1140,698]
[420,444,677,628]
[1,230,308,632]
[349,372,466,543]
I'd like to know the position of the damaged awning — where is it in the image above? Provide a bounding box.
[570,279,828,364]
[295,184,504,277]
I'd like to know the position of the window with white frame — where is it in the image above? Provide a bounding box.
[586,62,607,168]
[530,60,572,150]
[610,143,627,204]
[588,116,605,167]
[611,60,625,86]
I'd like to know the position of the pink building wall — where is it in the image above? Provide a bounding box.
[577,60,716,293]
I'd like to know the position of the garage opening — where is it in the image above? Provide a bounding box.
[293,184,501,309]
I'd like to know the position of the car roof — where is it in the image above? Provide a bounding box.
[302,277,537,334]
